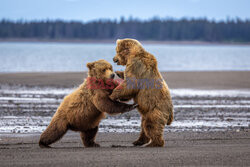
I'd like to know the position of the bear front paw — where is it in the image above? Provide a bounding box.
[124,103,138,113]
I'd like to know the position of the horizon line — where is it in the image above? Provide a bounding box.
[1,16,250,24]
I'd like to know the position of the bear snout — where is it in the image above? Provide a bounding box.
[110,73,115,79]
[113,57,119,63]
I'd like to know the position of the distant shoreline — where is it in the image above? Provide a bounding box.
[1,38,250,45]
[0,71,250,89]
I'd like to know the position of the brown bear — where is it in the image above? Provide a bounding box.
[110,39,174,147]
[39,59,137,148]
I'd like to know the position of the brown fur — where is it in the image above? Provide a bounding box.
[110,39,174,147]
[39,59,137,148]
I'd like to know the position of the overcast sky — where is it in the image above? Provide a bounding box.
[1,0,249,22]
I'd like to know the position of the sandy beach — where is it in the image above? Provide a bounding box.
[0,132,249,166]
[0,71,250,166]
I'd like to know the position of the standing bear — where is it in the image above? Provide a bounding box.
[39,59,137,148]
[110,39,174,147]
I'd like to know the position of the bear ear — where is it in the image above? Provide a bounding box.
[116,39,121,45]
[87,62,94,70]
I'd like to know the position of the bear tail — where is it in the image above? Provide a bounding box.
[167,110,174,125]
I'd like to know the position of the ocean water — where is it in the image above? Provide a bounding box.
[0,42,250,72]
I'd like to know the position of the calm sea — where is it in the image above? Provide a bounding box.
[0,42,250,72]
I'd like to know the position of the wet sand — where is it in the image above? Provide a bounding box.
[0,71,250,89]
[0,131,249,166]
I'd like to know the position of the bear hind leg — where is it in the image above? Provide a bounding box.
[143,110,166,147]
[133,117,150,146]
[39,118,68,148]
[80,126,100,147]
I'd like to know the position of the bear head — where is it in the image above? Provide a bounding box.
[113,38,144,66]
[87,59,115,82]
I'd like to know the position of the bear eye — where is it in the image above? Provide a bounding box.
[102,69,106,72]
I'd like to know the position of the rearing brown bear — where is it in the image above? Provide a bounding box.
[110,38,174,147]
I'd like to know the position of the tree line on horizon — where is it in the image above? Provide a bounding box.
[0,18,250,42]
